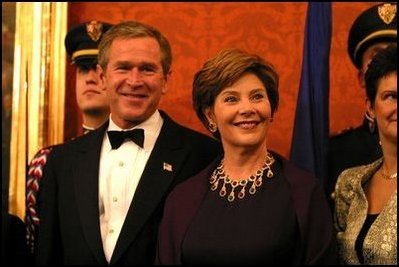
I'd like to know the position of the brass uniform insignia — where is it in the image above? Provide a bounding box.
[86,21,103,42]
[378,3,397,25]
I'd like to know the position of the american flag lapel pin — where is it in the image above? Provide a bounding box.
[163,162,173,172]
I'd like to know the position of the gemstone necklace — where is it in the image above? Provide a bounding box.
[210,153,275,202]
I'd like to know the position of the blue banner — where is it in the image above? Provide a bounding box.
[290,2,332,184]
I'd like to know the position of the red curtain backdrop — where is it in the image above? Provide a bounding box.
[65,2,375,158]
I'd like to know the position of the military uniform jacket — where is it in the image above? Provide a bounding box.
[35,111,221,265]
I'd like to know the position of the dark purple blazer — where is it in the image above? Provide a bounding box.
[156,153,337,265]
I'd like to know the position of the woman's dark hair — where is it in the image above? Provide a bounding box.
[365,43,397,105]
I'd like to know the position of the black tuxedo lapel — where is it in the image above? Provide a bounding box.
[110,115,189,264]
[74,123,108,264]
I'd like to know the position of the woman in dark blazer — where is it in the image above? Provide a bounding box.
[156,48,337,265]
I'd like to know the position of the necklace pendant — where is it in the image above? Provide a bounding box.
[238,187,246,199]
[210,174,219,190]
[219,183,227,197]
[231,180,239,187]
[228,191,235,202]
[255,177,262,187]
[249,184,256,195]
[210,182,218,191]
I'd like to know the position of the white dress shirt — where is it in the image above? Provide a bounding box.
[98,110,163,263]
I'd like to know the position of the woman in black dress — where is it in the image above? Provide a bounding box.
[156,48,337,265]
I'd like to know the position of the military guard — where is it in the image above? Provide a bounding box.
[327,2,397,208]
[64,20,114,134]
[26,20,113,255]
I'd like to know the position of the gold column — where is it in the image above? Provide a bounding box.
[8,2,67,220]
[48,3,67,145]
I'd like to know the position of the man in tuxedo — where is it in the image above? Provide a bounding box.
[26,20,113,255]
[35,20,221,265]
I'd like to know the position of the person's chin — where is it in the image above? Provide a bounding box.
[82,106,107,116]
[231,137,261,148]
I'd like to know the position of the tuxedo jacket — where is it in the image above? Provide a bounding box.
[35,111,221,265]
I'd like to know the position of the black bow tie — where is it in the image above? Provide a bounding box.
[107,129,145,149]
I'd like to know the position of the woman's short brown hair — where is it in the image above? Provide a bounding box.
[192,48,279,137]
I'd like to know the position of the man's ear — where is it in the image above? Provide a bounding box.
[96,64,105,84]
[162,69,172,94]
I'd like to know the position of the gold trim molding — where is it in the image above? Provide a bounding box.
[9,2,67,219]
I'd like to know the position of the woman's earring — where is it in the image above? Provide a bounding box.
[208,121,217,133]
[369,118,376,133]
[365,111,376,133]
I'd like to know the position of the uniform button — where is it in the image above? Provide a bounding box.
[109,229,114,234]
[113,197,118,202]
[119,161,124,167]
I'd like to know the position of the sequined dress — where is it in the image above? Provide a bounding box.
[334,158,397,265]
